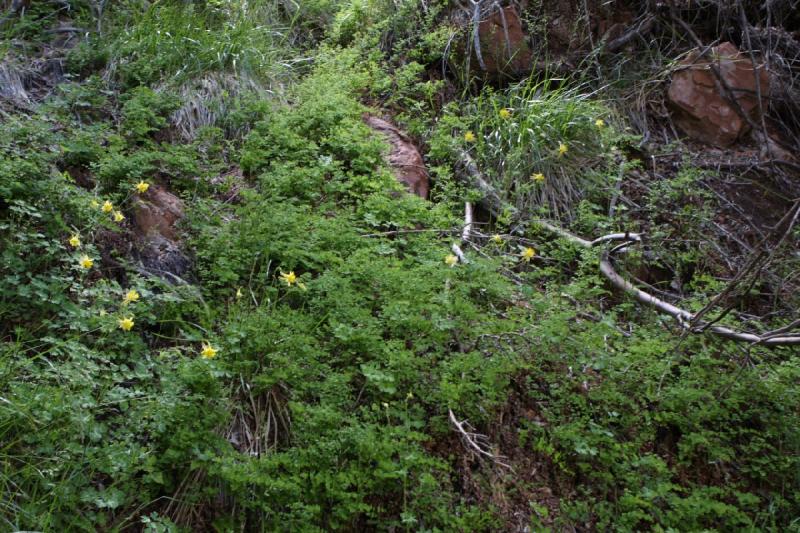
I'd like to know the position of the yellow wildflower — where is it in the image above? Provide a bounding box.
[69,234,81,248]
[558,143,568,157]
[521,247,536,262]
[118,316,134,331]
[491,234,503,244]
[200,343,218,359]
[79,255,94,269]
[531,173,545,183]
[102,200,113,213]
[236,287,243,299]
[499,108,511,119]
[595,118,605,129]
[123,289,140,305]
[113,210,125,223]
[444,254,458,267]
[464,131,476,143]
[280,271,297,286]
[135,181,150,194]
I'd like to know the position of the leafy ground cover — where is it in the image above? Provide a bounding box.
[1,1,798,531]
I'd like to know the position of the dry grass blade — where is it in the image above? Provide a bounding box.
[170,72,267,141]
[226,378,291,457]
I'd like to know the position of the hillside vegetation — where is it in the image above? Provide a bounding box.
[1,0,799,531]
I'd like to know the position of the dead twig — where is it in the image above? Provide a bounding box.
[449,408,512,470]
[604,14,657,54]
[454,153,800,347]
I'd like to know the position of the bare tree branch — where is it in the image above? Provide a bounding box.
[449,409,512,470]
[454,153,800,347]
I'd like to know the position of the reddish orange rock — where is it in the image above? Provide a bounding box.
[477,5,533,77]
[668,42,770,147]
[364,115,429,199]
[133,185,184,241]
[132,184,190,280]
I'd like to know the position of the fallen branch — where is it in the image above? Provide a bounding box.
[456,151,515,221]
[451,201,473,265]
[462,201,474,242]
[451,242,469,264]
[604,14,656,54]
[449,409,512,470]
[454,154,800,347]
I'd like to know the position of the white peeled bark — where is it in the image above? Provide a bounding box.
[455,152,800,347]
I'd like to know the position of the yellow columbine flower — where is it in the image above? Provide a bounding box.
[499,108,511,119]
[558,143,568,157]
[280,271,297,286]
[200,343,218,359]
[113,210,125,223]
[135,181,150,194]
[464,131,476,143]
[69,234,81,248]
[123,289,140,304]
[595,118,605,129]
[118,316,134,331]
[521,247,536,262]
[444,254,458,267]
[102,200,113,213]
[79,255,94,269]
[491,234,503,244]
[531,173,545,183]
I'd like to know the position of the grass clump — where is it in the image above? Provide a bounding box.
[431,76,633,221]
[108,1,292,89]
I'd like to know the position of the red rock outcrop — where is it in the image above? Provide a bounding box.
[364,115,429,199]
[132,185,191,281]
[668,42,770,147]
[477,5,533,77]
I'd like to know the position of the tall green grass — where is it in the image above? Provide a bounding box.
[108,1,295,88]
[460,76,618,220]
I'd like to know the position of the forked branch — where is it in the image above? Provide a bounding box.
[454,153,800,347]
[449,409,512,470]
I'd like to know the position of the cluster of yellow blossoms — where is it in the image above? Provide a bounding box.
[113,284,218,358]
[66,180,220,359]
[98,199,126,223]
[463,112,607,159]
[75,181,152,270]
[116,288,140,331]
[444,241,535,267]
[117,287,140,331]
